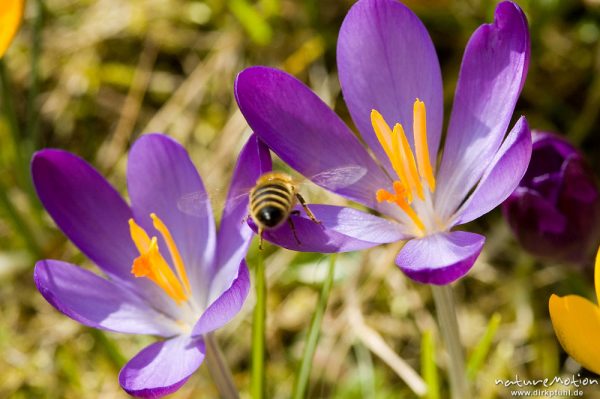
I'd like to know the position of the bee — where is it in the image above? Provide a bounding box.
[249,171,320,249]
[177,165,369,248]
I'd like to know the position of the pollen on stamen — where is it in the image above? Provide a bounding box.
[128,217,189,304]
[413,99,436,192]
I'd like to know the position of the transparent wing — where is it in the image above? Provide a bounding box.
[177,165,367,217]
[176,191,213,218]
[309,165,368,191]
[176,186,251,218]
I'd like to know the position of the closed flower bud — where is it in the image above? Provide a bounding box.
[502,131,600,264]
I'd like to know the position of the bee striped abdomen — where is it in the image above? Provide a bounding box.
[250,181,295,229]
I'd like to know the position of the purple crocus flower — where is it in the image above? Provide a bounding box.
[32,133,270,397]
[234,0,532,284]
[503,131,600,264]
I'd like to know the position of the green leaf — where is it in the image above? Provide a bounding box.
[466,313,502,381]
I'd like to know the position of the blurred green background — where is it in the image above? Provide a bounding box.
[2,0,600,398]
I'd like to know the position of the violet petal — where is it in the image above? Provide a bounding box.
[34,260,179,336]
[396,231,485,285]
[249,204,409,253]
[436,1,530,217]
[119,335,205,398]
[31,150,137,281]
[127,134,217,301]
[235,66,393,212]
[337,0,443,176]
[194,260,250,336]
[455,116,531,225]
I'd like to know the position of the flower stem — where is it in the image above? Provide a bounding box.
[251,249,266,399]
[25,0,43,147]
[431,285,470,399]
[204,333,239,399]
[292,254,337,399]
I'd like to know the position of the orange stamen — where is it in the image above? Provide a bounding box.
[394,123,424,200]
[413,99,436,192]
[129,218,189,304]
[372,110,412,201]
[376,182,425,233]
[151,213,191,295]
[372,100,437,234]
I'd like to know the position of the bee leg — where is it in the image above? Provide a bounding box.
[287,217,302,246]
[258,227,264,250]
[295,193,321,225]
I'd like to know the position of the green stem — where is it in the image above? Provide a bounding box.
[251,249,266,399]
[292,254,337,399]
[25,0,43,148]
[0,182,41,257]
[204,333,240,399]
[0,59,22,169]
[431,285,469,399]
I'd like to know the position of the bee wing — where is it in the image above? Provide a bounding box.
[176,191,213,217]
[309,165,368,191]
[177,186,253,217]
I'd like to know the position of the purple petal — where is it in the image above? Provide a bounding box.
[119,335,205,398]
[31,150,136,280]
[194,261,250,336]
[250,204,409,253]
[503,187,567,235]
[396,231,485,285]
[127,134,216,300]
[234,66,392,211]
[211,134,270,299]
[436,1,530,214]
[523,131,577,184]
[454,117,531,225]
[337,0,443,175]
[34,260,179,336]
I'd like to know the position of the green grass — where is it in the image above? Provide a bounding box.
[1,0,600,398]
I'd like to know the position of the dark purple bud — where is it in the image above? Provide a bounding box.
[502,131,600,264]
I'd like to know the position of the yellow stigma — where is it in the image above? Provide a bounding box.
[371,99,437,233]
[129,216,190,304]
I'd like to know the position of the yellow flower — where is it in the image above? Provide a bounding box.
[549,247,600,374]
[0,0,25,58]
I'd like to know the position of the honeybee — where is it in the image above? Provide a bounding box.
[249,172,320,249]
[176,164,369,247]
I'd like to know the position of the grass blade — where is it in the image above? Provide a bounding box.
[292,254,337,399]
[251,249,266,399]
[466,313,502,381]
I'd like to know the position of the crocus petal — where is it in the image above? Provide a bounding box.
[504,187,567,235]
[0,0,25,57]
[31,150,137,281]
[396,231,485,285]
[194,261,250,336]
[235,66,392,211]
[127,134,217,299]
[549,294,600,375]
[436,1,530,213]
[249,204,409,253]
[211,134,270,300]
[34,260,179,336]
[454,117,531,225]
[337,0,443,175]
[119,335,205,398]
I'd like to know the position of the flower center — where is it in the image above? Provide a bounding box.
[372,99,437,235]
[128,214,191,305]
